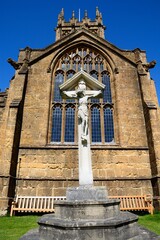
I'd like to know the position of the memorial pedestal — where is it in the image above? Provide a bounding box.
[20,186,159,240]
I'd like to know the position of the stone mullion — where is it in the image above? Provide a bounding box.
[61,103,66,143]
[98,70,101,82]
[86,63,89,73]
[75,103,78,144]
[100,104,105,144]
[70,58,73,70]
[81,57,84,70]
[92,60,95,70]
[64,70,67,83]
[88,104,92,143]
[98,62,101,74]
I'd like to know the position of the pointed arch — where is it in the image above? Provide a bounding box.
[66,69,76,79]
[50,44,115,144]
[47,39,118,79]
[90,70,98,80]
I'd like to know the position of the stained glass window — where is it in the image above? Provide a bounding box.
[54,71,64,101]
[51,47,114,144]
[51,106,62,142]
[66,70,75,79]
[90,70,98,80]
[104,107,114,142]
[65,106,75,142]
[90,71,99,103]
[102,71,112,103]
[91,106,101,142]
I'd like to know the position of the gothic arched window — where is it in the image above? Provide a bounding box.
[51,47,114,144]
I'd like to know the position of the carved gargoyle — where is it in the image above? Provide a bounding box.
[143,60,156,71]
[7,58,21,70]
[137,60,156,74]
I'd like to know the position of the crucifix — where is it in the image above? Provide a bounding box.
[62,80,102,186]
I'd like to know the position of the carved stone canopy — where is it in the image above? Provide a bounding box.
[59,69,105,96]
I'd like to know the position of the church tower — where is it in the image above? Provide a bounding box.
[0,8,160,214]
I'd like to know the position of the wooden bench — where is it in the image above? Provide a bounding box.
[10,196,66,216]
[10,194,154,216]
[109,195,154,214]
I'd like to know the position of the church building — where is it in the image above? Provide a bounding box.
[0,8,160,213]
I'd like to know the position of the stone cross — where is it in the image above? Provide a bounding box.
[62,80,102,186]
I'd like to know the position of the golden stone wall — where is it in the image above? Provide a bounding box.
[16,147,152,197]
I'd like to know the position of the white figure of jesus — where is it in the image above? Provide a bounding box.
[63,80,102,186]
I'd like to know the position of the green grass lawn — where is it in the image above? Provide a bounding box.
[0,215,39,240]
[138,211,160,235]
[0,212,159,240]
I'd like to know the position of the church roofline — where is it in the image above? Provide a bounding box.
[21,28,142,68]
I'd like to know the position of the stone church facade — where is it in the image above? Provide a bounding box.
[0,8,160,213]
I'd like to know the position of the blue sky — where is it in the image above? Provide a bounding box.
[0,0,160,102]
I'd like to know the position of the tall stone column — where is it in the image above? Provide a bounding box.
[78,122,93,185]
[62,78,103,187]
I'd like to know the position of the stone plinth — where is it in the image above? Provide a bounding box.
[19,186,159,240]
[66,186,108,201]
[38,201,140,240]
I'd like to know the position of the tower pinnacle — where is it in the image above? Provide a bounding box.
[55,7,106,40]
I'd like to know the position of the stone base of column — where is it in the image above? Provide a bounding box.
[66,185,108,201]
[20,187,159,240]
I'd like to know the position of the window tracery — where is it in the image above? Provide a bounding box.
[51,47,114,144]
